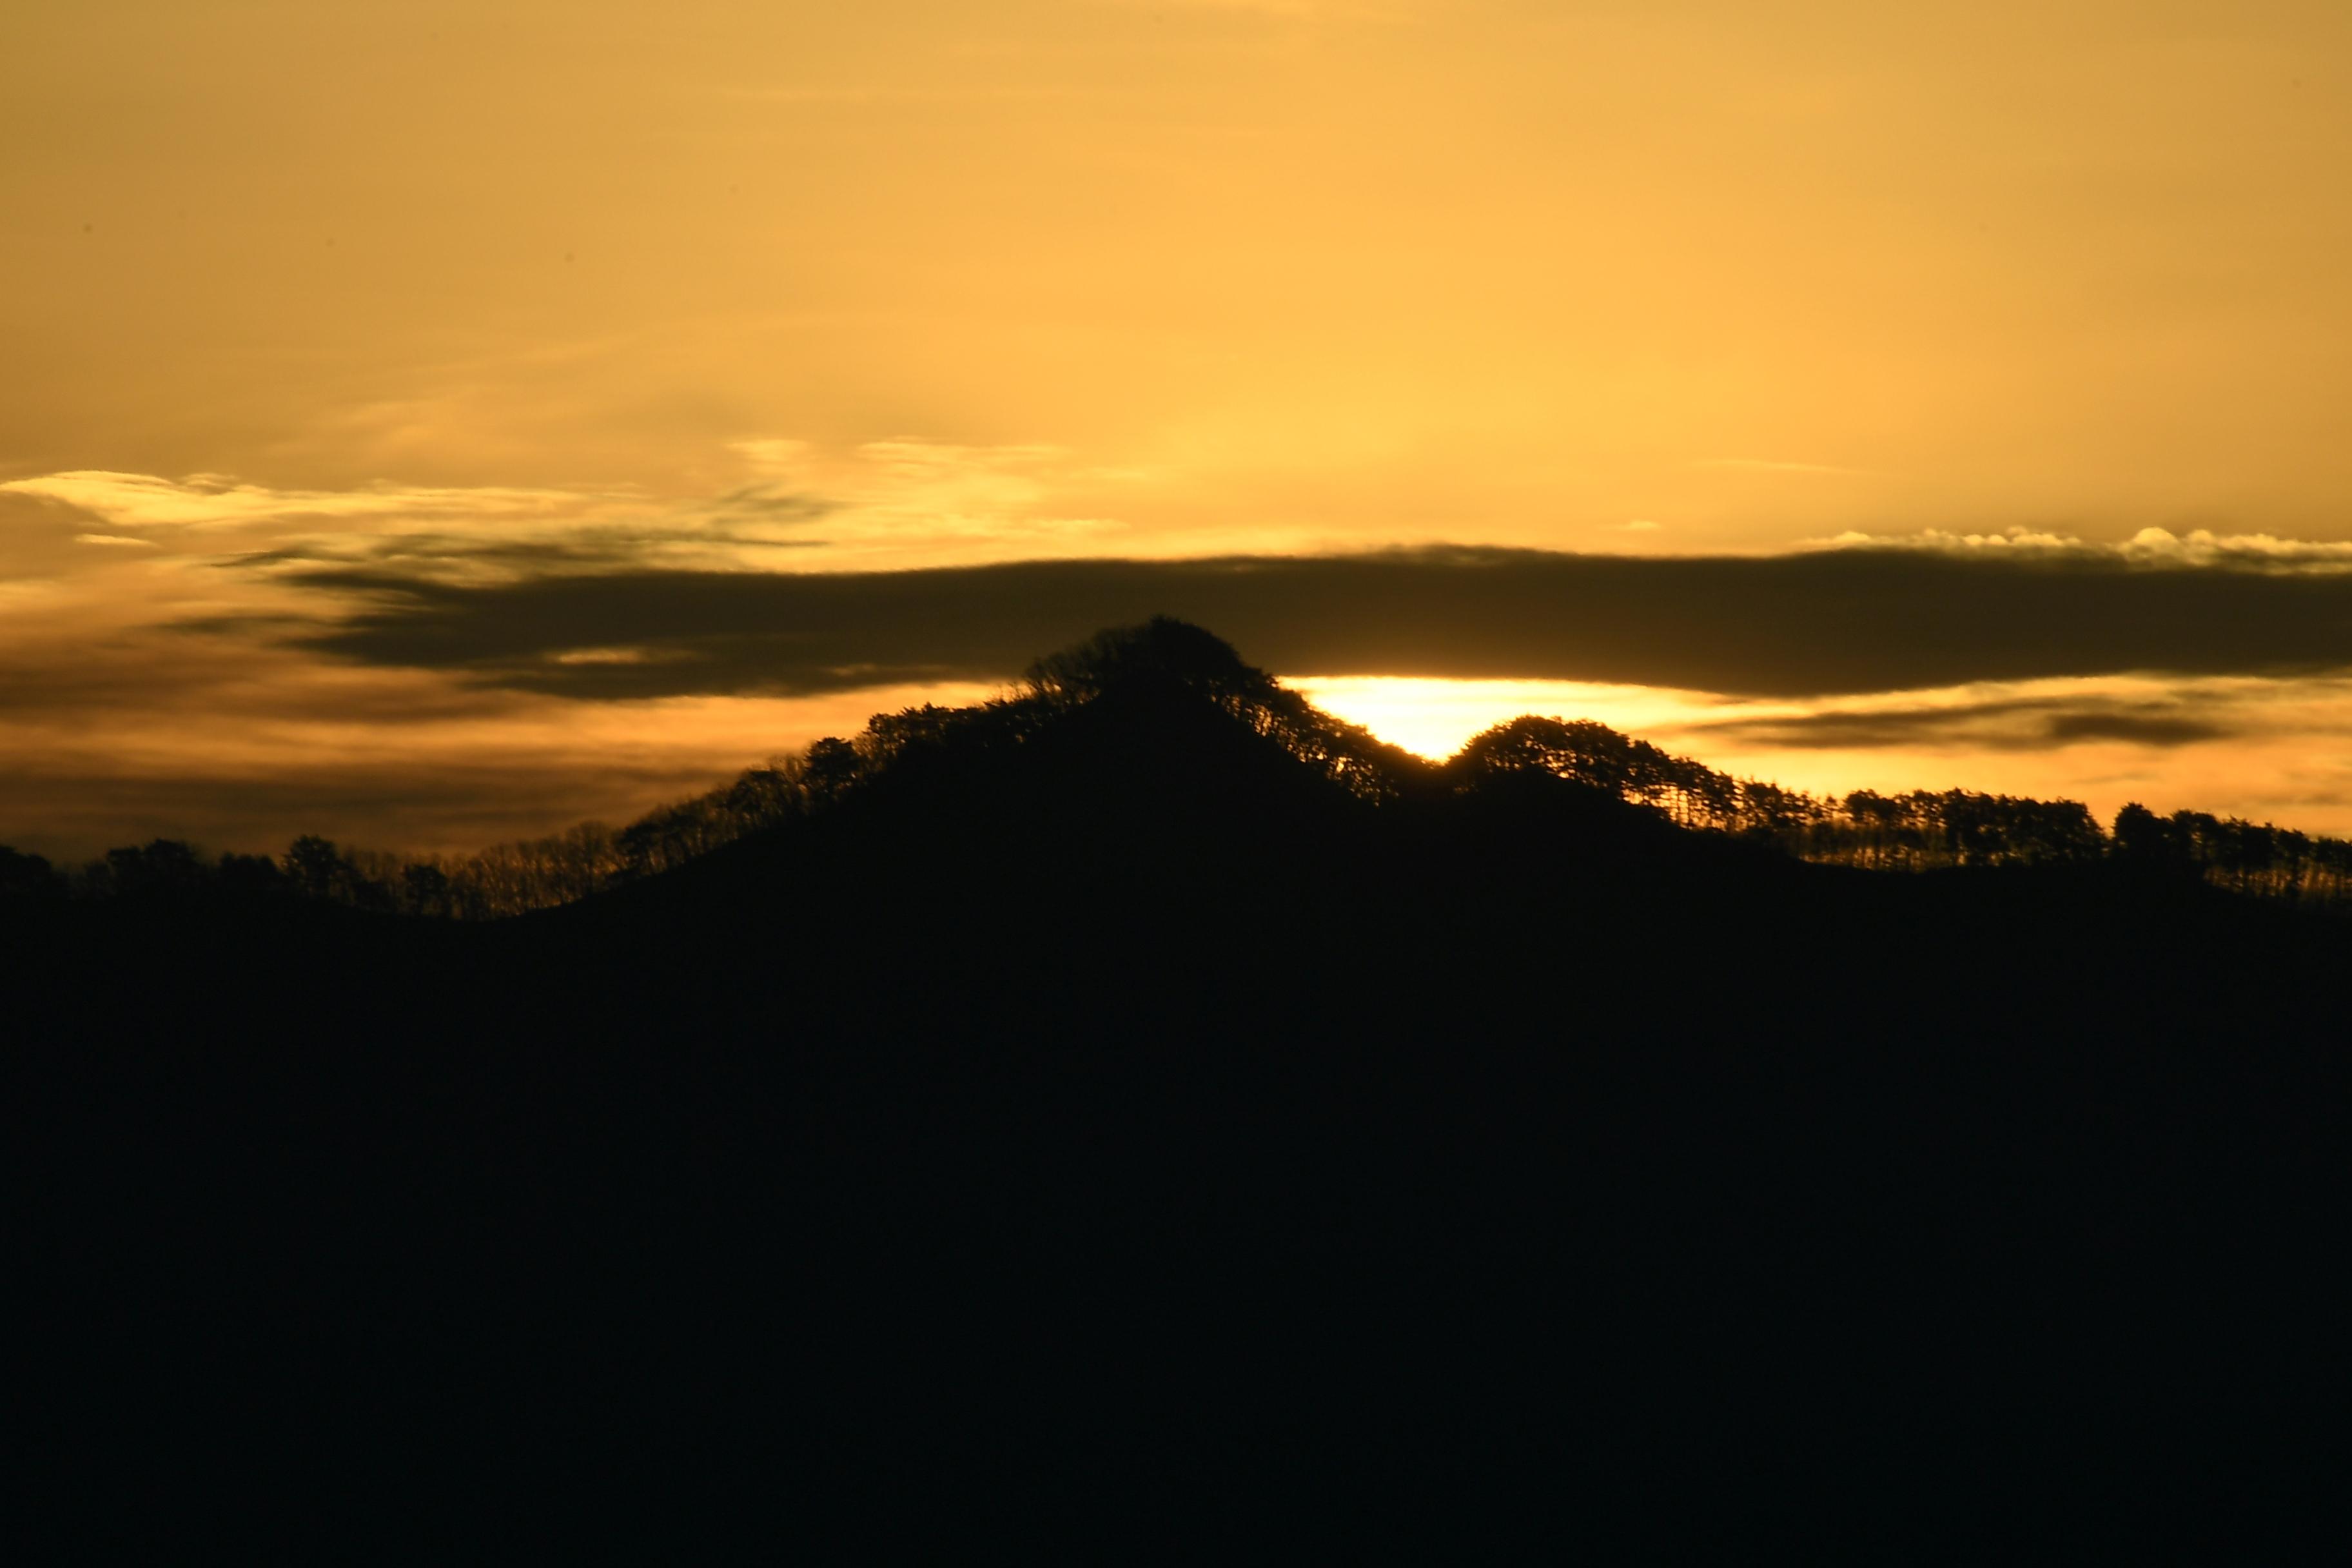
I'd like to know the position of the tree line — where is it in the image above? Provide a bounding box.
[1443,711,2352,896]
[7,620,2349,917]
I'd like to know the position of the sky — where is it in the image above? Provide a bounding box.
[6,0,2352,859]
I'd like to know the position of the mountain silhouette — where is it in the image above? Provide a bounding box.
[11,620,2352,1553]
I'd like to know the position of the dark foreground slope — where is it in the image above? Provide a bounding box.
[10,633,2352,1552]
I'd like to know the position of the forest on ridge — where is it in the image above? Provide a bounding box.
[8,620,2347,919]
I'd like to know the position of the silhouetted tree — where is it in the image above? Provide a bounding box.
[1738,780,1825,842]
[282,834,387,906]
[100,839,209,899]
[803,738,865,805]
[0,845,63,905]
[1025,619,1417,801]
[2112,803,2186,865]
[400,862,456,919]
[448,822,622,917]
[217,852,286,898]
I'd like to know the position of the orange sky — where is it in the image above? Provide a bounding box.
[6,1,2352,858]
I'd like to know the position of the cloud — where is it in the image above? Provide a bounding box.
[0,444,1171,597]
[1,469,724,588]
[1822,525,2352,573]
[1,470,605,533]
[1687,696,2236,752]
[216,521,831,583]
[277,544,2352,701]
[2,464,846,586]
[2043,710,2229,745]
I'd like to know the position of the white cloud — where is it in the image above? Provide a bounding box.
[2122,526,2352,569]
[1814,524,2352,572]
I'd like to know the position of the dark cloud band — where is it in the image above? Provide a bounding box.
[281,546,2352,700]
[1684,696,2238,752]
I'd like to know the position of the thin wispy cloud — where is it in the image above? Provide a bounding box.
[1,471,616,534]
[0,440,1159,588]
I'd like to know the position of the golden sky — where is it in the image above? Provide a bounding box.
[6,1,2352,857]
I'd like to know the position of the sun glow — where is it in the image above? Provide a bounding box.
[1286,677,1717,761]
[1289,672,2352,839]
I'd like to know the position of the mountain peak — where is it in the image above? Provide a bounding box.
[1021,617,1271,707]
